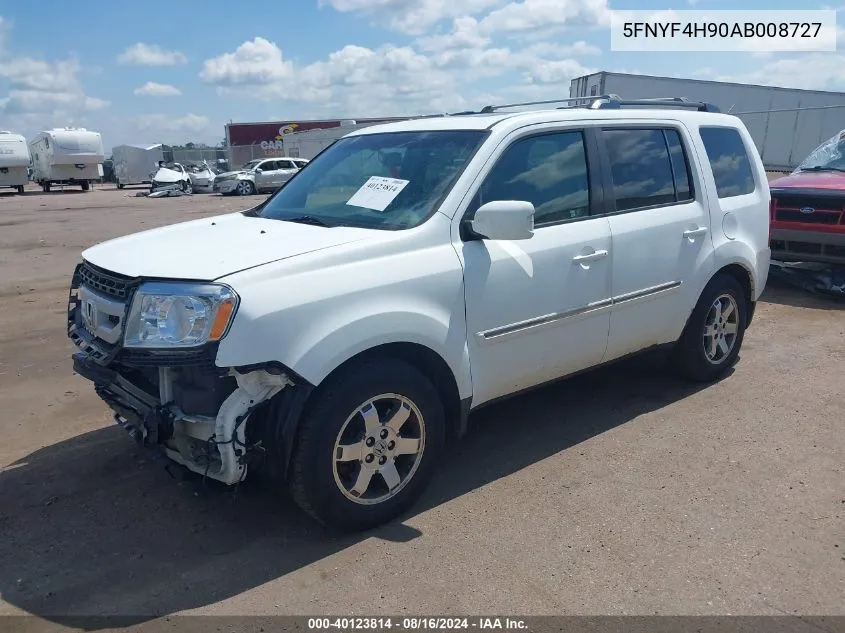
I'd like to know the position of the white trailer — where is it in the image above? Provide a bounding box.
[0,131,32,194]
[570,71,845,171]
[112,143,164,188]
[29,127,105,192]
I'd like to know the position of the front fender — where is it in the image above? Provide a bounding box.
[217,302,473,400]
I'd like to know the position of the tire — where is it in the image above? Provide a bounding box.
[235,180,255,196]
[16,185,24,195]
[81,181,90,191]
[289,358,446,532]
[117,183,124,190]
[42,181,51,193]
[181,180,193,195]
[671,273,747,383]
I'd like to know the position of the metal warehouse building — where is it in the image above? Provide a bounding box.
[570,72,845,171]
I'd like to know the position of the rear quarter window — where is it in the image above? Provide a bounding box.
[699,127,756,198]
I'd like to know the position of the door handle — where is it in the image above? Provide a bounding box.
[683,227,708,238]
[572,249,608,264]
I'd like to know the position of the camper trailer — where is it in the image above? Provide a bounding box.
[112,143,164,188]
[29,127,105,192]
[0,131,31,194]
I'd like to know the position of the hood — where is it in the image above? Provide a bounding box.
[215,169,251,179]
[770,170,845,191]
[81,212,378,280]
[153,167,186,183]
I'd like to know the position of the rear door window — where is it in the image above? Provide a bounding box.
[602,128,677,211]
[699,127,755,198]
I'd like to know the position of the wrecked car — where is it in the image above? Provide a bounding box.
[212,157,308,196]
[187,161,217,193]
[67,104,770,531]
[769,130,845,266]
[150,162,193,194]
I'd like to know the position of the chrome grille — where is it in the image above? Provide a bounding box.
[78,262,133,300]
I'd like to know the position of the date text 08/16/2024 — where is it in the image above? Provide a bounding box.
[307,617,528,630]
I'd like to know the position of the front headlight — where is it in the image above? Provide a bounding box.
[123,282,238,349]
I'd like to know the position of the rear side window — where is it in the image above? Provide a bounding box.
[699,127,755,198]
[603,128,680,211]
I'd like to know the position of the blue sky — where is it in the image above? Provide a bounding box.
[0,0,842,151]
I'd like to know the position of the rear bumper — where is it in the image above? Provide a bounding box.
[770,228,845,265]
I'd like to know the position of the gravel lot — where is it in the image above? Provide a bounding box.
[0,185,842,628]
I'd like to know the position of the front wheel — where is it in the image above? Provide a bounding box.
[671,273,747,382]
[235,180,255,196]
[289,359,446,531]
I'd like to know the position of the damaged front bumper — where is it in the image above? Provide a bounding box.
[67,262,300,485]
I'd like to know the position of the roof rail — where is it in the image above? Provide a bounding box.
[590,96,721,113]
[451,94,720,115]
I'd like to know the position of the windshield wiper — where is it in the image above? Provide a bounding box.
[799,166,845,173]
[281,215,334,227]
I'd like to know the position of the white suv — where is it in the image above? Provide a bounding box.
[67,96,771,531]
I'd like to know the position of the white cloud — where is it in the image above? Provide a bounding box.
[0,57,82,92]
[523,58,595,84]
[199,37,294,85]
[0,52,109,127]
[715,54,845,91]
[478,0,612,36]
[417,16,491,51]
[118,43,187,66]
[134,81,182,97]
[320,0,507,34]
[200,35,594,117]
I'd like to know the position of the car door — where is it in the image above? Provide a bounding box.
[253,160,278,191]
[458,126,614,407]
[597,124,716,362]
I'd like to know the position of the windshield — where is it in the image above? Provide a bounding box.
[255,130,487,230]
[795,130,845,172]
[241,160,262,171]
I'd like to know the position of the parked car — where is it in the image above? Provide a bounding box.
[768,131,845,266]
[213,157,309,195]
[66,96,770,531]
[151,161,193,194]
[186,161,218,193]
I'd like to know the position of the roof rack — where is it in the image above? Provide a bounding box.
[452,94,720,115]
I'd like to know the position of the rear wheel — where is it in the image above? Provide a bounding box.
[671,273,747,382]
[16,185,24,194]
[81,181,90,191]
[289,359,446,532]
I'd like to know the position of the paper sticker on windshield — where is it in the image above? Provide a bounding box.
[346,176,409,212]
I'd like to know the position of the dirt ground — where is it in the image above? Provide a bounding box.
[0,184,843,629]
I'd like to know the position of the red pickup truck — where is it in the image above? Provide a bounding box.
[769,131,845,266]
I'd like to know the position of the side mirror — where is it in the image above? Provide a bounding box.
[469,200,535,241]
[253,168,262,173]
